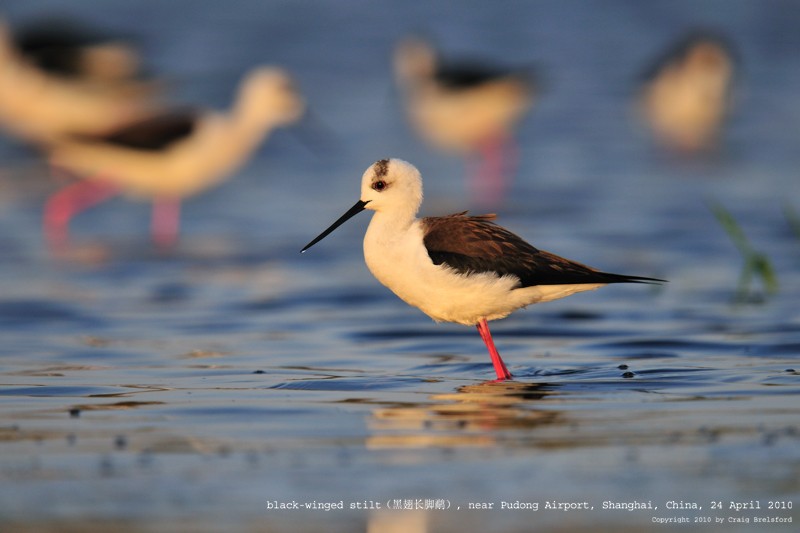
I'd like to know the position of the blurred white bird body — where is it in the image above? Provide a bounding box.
[44,67,305,247]
[639,33,735,153]
[394,37,533,154]
[394,37,535,208]
[49,68,303,198]
[0,20,157,146]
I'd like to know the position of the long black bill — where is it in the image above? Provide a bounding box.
[301,200,369,252]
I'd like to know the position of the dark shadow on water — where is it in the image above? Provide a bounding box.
[583,337,742,354]
[270,375,431,391]
[0,385,134,397]
[0,300,105,328]
[351,328,469,341]
[240,287,381,313]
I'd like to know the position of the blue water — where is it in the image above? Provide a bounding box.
[1,1,799,531]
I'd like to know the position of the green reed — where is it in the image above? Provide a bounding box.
[710,203,778,301]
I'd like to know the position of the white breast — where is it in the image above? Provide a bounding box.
[363,216,598,325]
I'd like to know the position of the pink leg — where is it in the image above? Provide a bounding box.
[502,133,520,180]
[469,133,517,209]
[476,318,512,380]
[43,179,120,249]
[151,197,181,250]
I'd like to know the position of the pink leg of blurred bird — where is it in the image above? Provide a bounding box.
[151,197,181,250]
[469,133,518,209]
[44,179,120,249]
[476,318,512,380]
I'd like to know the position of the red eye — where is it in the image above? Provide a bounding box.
[373,180,387,191]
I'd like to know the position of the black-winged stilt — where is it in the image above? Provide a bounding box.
[394,37,536,208]
[10,16,143,82]
[638,31,737,154]
[0,19,158,147]
[44,67,305,250]
[302,159,664,381]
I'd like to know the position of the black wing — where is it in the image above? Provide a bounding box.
[422,213,664,287]
[435,60,536,91]
[15,18,136,78]
[99,110,198,150]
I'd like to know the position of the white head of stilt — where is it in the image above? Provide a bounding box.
[393,37,436,89]
[301,158,424,253]
[233,67,305,130]
[0,20,16,64]
[360,158,424,224]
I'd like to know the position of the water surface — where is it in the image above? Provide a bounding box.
[0,1,798,531]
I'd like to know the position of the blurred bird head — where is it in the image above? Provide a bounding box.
[235,67,305,129]
[393,36,437,89]
[0,21,16,63]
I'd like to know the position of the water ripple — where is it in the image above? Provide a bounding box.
[0,385,131,397]
[582,338,740,354]
[271,376,430,391]
[0,300,104,328]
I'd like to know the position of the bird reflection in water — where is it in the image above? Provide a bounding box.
[367,380,560,449]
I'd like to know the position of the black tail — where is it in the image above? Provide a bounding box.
[597,272,667,285]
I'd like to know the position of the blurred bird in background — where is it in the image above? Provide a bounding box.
[44,67,305,250]
[637,31,737,155]
[11,16,143,82]
[0,17,160,148]
[394,36,536,208]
